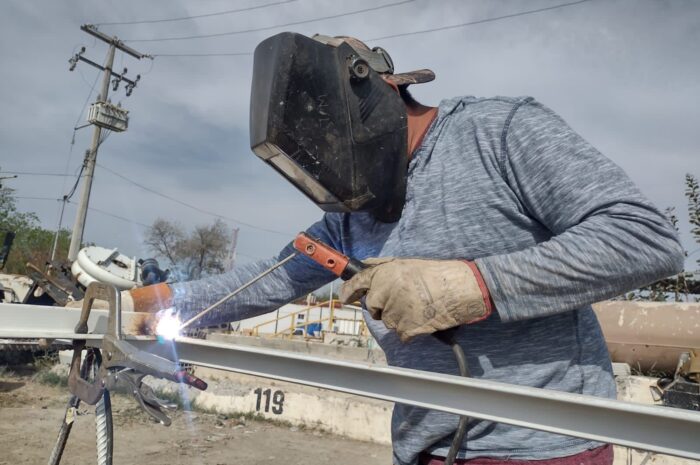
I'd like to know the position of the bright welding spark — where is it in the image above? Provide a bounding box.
[155,308,182,342]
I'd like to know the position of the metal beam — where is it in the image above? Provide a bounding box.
[1,303,700,460]
[0,304,116,340]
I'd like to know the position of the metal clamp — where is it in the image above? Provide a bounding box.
[97,279,208,423]
[68,282,207,423]
[67,283,118,405]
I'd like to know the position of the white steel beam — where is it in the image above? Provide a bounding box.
[1,303,700,460]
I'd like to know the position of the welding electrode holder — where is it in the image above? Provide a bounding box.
[293,232,469,465]
[293,232,368,279]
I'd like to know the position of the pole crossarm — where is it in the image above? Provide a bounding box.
[80,24,151,59]
[1,303,699,460]
[76,56,139,87]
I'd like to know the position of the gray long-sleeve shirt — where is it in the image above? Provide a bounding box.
[171,96,684,465]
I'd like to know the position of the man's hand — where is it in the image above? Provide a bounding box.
[339,258,493,342]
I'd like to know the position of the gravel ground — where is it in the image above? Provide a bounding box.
[0,365,391,465]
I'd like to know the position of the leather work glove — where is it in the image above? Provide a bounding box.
[339,258,493,342]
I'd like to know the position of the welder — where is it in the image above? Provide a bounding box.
[113,33,684,465]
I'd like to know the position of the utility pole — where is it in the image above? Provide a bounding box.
[224,227,240,271]
[67,25,151,261]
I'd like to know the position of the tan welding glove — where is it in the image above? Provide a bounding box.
[339,258,493,342]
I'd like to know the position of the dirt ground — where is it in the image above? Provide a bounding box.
[0,366,392,465]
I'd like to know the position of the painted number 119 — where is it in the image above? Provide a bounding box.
[253,388,285,414]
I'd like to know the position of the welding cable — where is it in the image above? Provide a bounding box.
[433,329,470,465]
[292,234,471,464]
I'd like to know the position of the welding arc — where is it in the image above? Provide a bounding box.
[178,252,298,331]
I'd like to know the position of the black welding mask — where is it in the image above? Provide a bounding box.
[250,32,433,222]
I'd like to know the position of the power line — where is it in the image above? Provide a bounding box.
[95,162,294,237]
[15,196,62,201]
[149,0,591,57]
[96,0,297,26]
[154,51,252,58]
[15,195,150,228]
[123,0,415,42]
[64,163,86,200]
[368,0,592,41]
[1,171,76,177]
[16,196,266,259]
[67,200,151,228]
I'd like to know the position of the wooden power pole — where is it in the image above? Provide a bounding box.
[67,25,151,261]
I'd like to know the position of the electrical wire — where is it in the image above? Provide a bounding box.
[123,0,415,42]
[95,162,294,237]
[15,196,62,201]
[15,196,264,259]
[95,0,297,26]
[0,171,76,177]
[368,0,592,41]
[154,51,252,58]
[150,0,592,57]
[64,163,86,201]
[66,200,151,228]
[15,196,150,229]
[7,161,295,237]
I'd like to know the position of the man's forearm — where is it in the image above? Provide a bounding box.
[475,202,685,322]
[167,256,304,327]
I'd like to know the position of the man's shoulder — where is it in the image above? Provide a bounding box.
[437,95,538,134]
[440,95,535,113]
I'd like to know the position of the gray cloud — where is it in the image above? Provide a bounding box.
[1,0,698,268]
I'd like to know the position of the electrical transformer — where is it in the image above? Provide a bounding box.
[87,101,129,132]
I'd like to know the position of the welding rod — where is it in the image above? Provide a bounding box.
[178,252,298,331]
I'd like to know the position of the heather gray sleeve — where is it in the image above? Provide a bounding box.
[475,100,684,322]
[169,216,338,327]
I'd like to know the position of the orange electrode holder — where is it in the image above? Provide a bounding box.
[293,232,367,280]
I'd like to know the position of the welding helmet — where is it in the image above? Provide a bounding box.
[250,32,434,222]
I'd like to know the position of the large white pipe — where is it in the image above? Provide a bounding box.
[593,301,700,372]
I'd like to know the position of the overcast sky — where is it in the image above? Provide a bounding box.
[1,0,698,270]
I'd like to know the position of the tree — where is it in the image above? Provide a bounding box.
[145,218,231,281]
[625,173,700,301]
[686,173,700,268]
[145,218,184,267]
[0,182,70,275]
[0,184,38,234]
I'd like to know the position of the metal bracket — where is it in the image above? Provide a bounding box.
[68,282,207,416]
[67,283,118,404]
